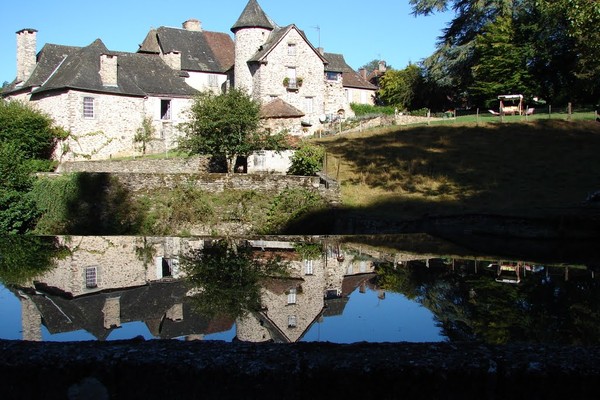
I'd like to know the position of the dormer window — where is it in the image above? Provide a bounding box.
[326,71,340,81]
[288,43,297,56]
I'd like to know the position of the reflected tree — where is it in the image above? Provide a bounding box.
[181,239,289,318]
[0,236,66,286]
[375,259,600,345]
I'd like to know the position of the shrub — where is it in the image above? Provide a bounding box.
[350,103,396,116]
[287,142,324,176]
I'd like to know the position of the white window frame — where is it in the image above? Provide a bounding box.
[85,266,98,288]
[304,97,314,114]
[287,67,297,88]
[287,288,297,304]
[288,315,297,328]
[304,259,314,275]
[208,74,219,88]
[288,43,297,56]
[161,99,172,120]
[83,97,95,119]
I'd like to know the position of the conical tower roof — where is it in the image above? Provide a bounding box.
[231,0,276,32]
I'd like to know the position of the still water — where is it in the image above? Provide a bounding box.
[1,234,598,345]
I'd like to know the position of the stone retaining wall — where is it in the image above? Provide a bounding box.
[1,340,599,400]
[41,171,341,204]
[56,156,211,174]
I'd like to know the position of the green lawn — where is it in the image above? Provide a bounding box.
[317,119,600,220]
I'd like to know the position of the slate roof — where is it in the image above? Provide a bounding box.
[260,98,305,119]
[29,280,232,341]
[231,0,276,32]
[248,24,328,67]
[324,52,378,90]
[138,27,234,73]
[3,39,197,98]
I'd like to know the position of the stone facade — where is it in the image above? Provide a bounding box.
[29,89,192,161]
[5,0,376,161]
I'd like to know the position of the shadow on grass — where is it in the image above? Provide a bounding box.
[319,120,600,217]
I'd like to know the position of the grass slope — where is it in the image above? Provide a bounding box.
[318,120,600,220]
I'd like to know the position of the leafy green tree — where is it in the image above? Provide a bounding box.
[411,0,600,105]
[133,116,156,155]
[287,142,324,176]
[179,88,263,173]
[181,239,289,318]
[377,64,424,110]
[470,16,534,106]
[0,142,39,233]
[0,99,66,160]
[0,236,64,286]
[0,100,68,233]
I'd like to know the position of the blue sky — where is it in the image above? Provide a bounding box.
[0,0,452,84]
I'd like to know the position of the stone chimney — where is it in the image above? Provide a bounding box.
[183,19,202,31]
[359,68,367,80]
[378,60,387,72]
[100,54,118,87]
[317,47,325,56]
[16,28,38,83]
[162,51,182,70]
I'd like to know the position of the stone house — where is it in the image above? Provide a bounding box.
[2,0,376,161]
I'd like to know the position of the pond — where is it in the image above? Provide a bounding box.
[1,234,599,345]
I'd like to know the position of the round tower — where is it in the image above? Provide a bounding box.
[231,0,275,95]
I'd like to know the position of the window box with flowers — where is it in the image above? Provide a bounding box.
[283,77,303,91]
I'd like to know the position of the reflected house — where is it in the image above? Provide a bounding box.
[29,236,204,298]
[236,240,377,342]
[16,236,233,341]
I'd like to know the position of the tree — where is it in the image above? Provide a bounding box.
[377,64,424,110]
[178,88,262,173]
[181,239,289,318]
[133,116,156,155]
[0,99,67,161]
[0,142,39,233]
[0,99,68,233]
[411,0,600,105]
[470,16,534,106]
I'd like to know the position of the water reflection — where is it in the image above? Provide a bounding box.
[1,235,599,345]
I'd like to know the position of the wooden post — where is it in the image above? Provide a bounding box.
[549,105,552,119]
[427,109,431,125]
[476,108,479,125]
[568,102,572,121]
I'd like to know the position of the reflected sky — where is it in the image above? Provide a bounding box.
[0,284,21,340]
[302,287,444,343]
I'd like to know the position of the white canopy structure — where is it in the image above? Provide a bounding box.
[498,94,524,115]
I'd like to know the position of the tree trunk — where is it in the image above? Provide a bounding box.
[226,155,236,174]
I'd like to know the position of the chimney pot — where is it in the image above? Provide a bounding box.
[183,19,202,31]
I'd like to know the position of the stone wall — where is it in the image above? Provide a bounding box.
[56,156,211,174]
[29,90,192,162]
[2,340,599,400]
[110,172,322,195]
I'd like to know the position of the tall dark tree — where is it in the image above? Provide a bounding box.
[470,16,534,106]
[410,0,599,106]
